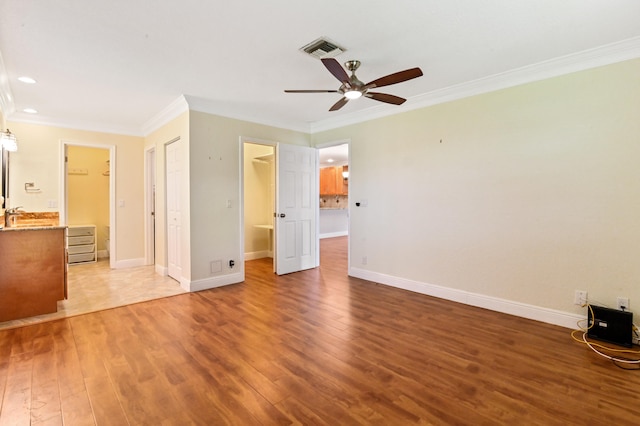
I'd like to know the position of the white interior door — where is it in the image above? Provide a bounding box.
[166,140,182,281]
[275,143,318,275]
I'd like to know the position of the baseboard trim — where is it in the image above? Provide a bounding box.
[320,231,348,239]
[114,257,146,269]
[244,250,272,261]
[184,272,244,292]
[155,264,168,276]
[348,267,582,330]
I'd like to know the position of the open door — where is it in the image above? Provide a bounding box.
[275,143,319,275]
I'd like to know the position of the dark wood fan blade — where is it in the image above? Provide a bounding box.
[285,90,339,93]
[365,67,423,89]
[329,97,349,111]
[365,92,406,105]
[321,58,349,84]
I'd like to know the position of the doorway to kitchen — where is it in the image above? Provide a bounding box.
[317,140,350,268]
[60,141,116,269]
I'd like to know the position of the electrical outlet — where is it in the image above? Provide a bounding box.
[574,290,588,306]
[362,256,367,265]
[617,297,630,311]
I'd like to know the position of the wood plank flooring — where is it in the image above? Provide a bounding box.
[1,236,640,424]
[0,260,185,330]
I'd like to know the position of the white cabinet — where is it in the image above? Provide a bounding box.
[67,225,97,264]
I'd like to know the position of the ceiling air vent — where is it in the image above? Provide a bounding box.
[300,37,345,59]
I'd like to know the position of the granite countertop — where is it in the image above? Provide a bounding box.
[0,212,67,231]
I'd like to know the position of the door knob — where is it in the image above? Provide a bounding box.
[279,213,286,218]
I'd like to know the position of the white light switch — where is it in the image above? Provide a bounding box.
[226,199,232,208]
[118,199,125,207]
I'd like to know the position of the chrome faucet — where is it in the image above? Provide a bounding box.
[4,206,23,227]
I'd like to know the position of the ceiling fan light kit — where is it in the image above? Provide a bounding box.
[285,58,423,111]
[344,90,362,100]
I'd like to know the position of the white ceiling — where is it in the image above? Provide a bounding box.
[319,143,348,167]
[1,1,640,136]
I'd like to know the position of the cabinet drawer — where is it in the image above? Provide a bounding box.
[68,226,94,237]
[69,253,95,263]
[68,244,94,255]
[68,235,94,245]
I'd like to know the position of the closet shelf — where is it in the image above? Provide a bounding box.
[253,153,274,164]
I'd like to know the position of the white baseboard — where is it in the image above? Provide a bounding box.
[97,249,109,259]
[114,257,146,269]
[320,231,348,239]
[184,271,244,292]
[348,267,583,330]
[244,250,272,261]
[155,264,168,276]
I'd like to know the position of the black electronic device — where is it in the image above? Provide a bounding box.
[587,305,633,347]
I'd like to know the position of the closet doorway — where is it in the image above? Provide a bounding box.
[242,139,319,275]
[60,141,116,269]
[243,141,275,269]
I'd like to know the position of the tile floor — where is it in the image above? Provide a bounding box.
[0,259,185,330]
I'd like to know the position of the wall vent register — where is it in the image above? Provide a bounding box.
[67,225,97,264]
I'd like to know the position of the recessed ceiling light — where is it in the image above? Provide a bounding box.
[327,158,334,163]
[18,76,37,84]
[23,108,38,114]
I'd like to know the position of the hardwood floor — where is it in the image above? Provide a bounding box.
[1,236,639,424]
[0,260,185,331]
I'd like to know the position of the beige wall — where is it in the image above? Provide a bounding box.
[187,111,309,285]
[144,110,190,276]
[4,121,145,263]
[312,58,640,322]
[67,145,110,252]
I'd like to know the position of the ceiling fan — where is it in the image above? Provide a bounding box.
[285,58,423,111]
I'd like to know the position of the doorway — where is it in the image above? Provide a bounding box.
[318,142,350,239]
[317,140,350,273]
[241,138,319,275]
[243,141,276,267]
[60,141,116,269]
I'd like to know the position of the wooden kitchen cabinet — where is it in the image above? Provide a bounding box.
[0,227,67,322]
[320,166,348,195]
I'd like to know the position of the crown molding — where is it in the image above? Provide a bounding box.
[4,36,639,137]
[310,36,640,133]
[0,51,16,120]
[6,114,146,137]
[183,95,311,134]
[141,95,189,136]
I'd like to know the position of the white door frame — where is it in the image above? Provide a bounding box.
[144,146,156,266]
[59,140,116,269]
[165,138,182,283]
